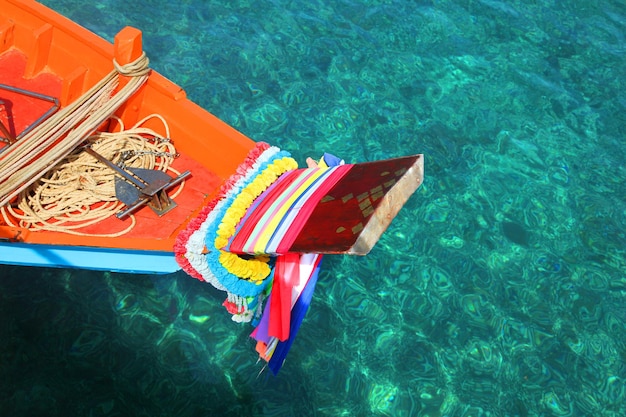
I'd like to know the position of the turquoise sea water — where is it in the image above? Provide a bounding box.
[2,0,625,415]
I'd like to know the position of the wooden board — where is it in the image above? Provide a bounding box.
[288,154,423,255]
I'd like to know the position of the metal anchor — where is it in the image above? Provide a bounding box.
[84,147,190,219]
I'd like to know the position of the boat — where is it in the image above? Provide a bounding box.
[0,0,423,373]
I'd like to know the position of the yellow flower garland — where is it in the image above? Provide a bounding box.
[215,156,298,282]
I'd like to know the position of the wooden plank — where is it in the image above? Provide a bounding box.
[288,154,423,255]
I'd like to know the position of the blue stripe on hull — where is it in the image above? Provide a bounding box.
[0,242,180,274]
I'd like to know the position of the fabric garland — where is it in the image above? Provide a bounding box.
[174,143,344,372]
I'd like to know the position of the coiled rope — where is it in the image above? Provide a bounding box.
[0,52,151,207]
[0,114,182,237]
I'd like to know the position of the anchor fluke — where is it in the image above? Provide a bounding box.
[83,146,190,219]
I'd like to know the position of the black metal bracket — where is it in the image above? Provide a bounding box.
[0,84,60,144]
[84,147,190,219]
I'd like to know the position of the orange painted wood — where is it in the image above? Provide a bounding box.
[0,49,62,139]
[0,0,256,252]
[24,22,52,78]
[0,20,15,54]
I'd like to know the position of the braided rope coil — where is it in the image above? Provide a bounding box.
[0,114,182,236]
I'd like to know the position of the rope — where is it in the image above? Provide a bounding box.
[0,53,151,207]
[114,52,151,76]
[0,114,183,237]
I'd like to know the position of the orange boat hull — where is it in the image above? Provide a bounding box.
[0,0,256,261]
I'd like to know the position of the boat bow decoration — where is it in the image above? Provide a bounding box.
[175,143,423,373]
